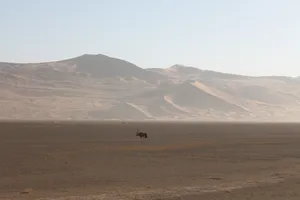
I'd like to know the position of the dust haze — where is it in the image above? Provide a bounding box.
[1,54,300,121]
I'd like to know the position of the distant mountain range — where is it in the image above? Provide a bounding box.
[1,54,300,121]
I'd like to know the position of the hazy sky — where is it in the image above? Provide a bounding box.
[1,0,299,76]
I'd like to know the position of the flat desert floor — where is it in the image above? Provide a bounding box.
[1,121,300,200]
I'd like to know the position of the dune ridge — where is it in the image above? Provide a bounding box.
[1,54,300,120]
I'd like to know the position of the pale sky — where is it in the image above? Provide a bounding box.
[0,0,299,76]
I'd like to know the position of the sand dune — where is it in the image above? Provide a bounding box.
[63,54,164,83]
[236,85,292,104]
[1,54,300,120]
[167,81,246,112]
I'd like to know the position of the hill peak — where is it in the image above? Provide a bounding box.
[167,64,201,74]
[72,53,116,60]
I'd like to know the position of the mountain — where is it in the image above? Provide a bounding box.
[1,54,300,121]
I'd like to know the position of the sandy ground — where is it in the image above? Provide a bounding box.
[1,121,300,200]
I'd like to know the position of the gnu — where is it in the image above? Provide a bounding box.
[136,129,148,139]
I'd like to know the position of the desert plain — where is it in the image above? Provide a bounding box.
[1,121,300,200]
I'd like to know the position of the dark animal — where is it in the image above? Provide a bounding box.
[136,129,148,139]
